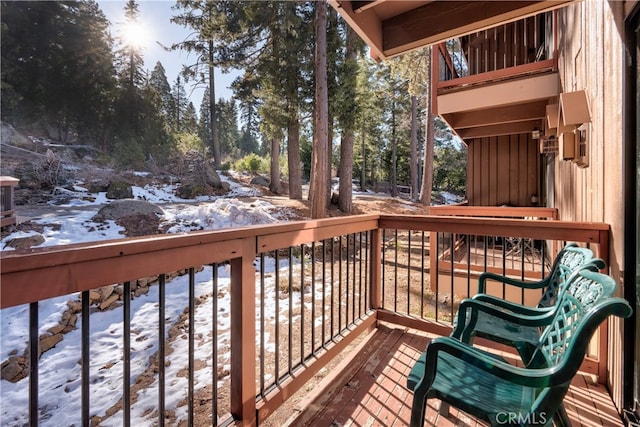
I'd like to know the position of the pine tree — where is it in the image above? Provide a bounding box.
[336,24,364,213]
[149,62,173,121]
[311,0,329,218]
[1,1,116,144]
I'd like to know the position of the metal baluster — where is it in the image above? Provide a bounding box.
[259,255,265,396]
[188,269,195,427]
[275,251,280,385]
[29,302,38,427]
[82,290,90,427]
[212,265,218,424]
[158,274,165,427]
[123,281,131,427]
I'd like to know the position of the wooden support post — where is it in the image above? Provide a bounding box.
[230,237,257,425]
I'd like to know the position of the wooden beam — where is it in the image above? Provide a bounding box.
[457,120,541,139]
[381,0,573,57]
[448,101,547,129]
[352,0,385,14]
[438,72,559,114]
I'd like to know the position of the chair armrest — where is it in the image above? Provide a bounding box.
[472,293,554,316]
[477,271,548,294]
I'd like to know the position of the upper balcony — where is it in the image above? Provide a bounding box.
[435,12,559,141]
[0,208,621,426]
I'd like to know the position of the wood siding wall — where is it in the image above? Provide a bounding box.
[555,0,628,412]
[467,134,540,207]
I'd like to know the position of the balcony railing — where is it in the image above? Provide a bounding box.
[0,212,610,426]
[437,11,556,91]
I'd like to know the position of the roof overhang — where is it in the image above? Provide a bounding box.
[330,0,574,60]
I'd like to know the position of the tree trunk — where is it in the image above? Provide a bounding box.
[287,116,302,199]
[338,130,354,213]
[269,136,281,194]
[420,48,435,207]
[209,39,220,168]
[338,25,357,213]
[410,96,419,202]
[391,104,397,198]
[311,1,328,219]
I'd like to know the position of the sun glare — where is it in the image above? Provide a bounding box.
[122,22,148,49]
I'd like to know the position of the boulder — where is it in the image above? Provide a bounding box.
[106,181,133,199]
[4,234,45,250]
[250,175,270,187]
[176,183,207,199]
[93,199,163,222]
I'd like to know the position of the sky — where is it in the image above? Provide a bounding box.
[98,0,240,108]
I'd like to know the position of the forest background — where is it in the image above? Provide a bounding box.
[0,0,467,218]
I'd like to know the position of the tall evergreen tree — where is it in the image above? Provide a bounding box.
[170,76,188,132]
[1,1,116,144]
[171,0,242,167]
[311,0,329,218]
[149,61,173,121]
[336,24,363,213]
[183,101,199,134]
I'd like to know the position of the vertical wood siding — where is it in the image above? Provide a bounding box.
[467,133,539,206]
[555,0,627,411]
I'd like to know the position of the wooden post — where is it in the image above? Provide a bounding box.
[230,237,257,425]
[0,176,19,227]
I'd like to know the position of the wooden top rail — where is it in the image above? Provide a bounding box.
[0,214,380,309]
[428,205,558,219]
[0,176,19,187]
[1,213,609,310]
[437,59,556,91]
[379,214,608,242]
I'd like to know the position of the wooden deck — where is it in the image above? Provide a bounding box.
[285,324,623,427]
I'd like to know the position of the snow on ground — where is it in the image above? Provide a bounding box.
[0,174,298,425]
[0,173,461,425]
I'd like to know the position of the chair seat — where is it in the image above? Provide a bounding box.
[471,312,541,347]
[408,351,547,424]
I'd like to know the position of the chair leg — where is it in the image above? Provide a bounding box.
[410,390,429,427]
[553,404,571,427]
[438,401,450,417]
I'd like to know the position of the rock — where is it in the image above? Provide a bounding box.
[67,300,82,313]
[4,234,45,250]
[100,285,114,301]
[99,294,119,311]
[39,334,63,355]
[116,212,162,237]
[250,175,270,186]
[93,199,163,222]
[89,290,101,303]
[106,181,133,199]
[1,357,26,383]
[175,182,207,199]
[88,181,109,193]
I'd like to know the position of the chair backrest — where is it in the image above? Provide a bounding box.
[536,244,597,308]
[534,270,620,368]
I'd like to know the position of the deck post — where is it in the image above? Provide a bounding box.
[0,176,19,228]
[230,237,257,425]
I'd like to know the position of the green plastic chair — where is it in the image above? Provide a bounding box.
[451,244,603,352]
[407,270,632,427]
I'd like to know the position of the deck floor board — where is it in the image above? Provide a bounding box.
[285,324,623,427]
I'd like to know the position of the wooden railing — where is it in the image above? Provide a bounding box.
[436,11,557,91]
[0,214,610,426]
